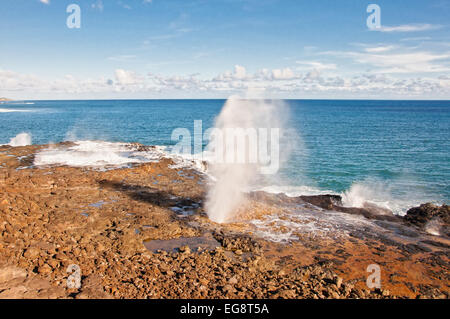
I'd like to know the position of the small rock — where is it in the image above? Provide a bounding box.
[334,276,343,288]
[166,270,175,276]
[24,247,40,259]
[274,289,296,298]
[38,264,52,275]
[223,284,234,293]
[47,259,59,269]
[228,276,238,285]
[199,278,209,285]
[180,245,191,254]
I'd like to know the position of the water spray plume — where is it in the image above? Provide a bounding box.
[8,132,32,146]
[205,96,293,223]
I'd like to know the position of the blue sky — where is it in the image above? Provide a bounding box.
[0,0,449,99]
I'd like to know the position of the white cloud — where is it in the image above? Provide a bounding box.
[304,69,321,82]
[256,68,297,80]
[295,61,337,70]
[114,69,142,85]
[376,24,441,33]
[234,65,247,79]
[1,64,450,99]
[353,52,450,73]
[400,37,432,42]
[322,46,450,74]
[39,0,50,4]
[364,46,396,53]
[271,68,295,80]
[214,65,248,81]
[145,67,449,97]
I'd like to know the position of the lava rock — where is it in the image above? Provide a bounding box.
[405,203,449,227]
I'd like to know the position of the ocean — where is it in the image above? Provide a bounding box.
[1,99,449,214]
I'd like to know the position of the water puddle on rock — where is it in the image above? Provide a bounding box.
[88,199,117,208]
[144,233,220,253]
[89,200,108,208]
[170,205,197,217]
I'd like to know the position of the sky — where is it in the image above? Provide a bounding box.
[0,0,449,100]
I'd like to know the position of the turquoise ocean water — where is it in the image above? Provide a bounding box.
[1,99,449,213]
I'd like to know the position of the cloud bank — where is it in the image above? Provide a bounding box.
[2,45,449,99]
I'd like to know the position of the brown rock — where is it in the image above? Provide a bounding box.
[334,276,343,289]
[274,289,296,299]
[300,194,342,210]
[179,245,191,254]
[404,203,449,233]
[23,247,40,259]
[38,264,52,275]
[0,266,27,284]
[47,259,59,269]
[0,286,28,298]
[223,284,234,293]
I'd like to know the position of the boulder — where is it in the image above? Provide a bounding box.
[404,203,449,236]
[299,195,342,210]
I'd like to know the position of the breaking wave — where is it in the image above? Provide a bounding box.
[341,180,440,216]
[0,108,36,113]
[33,140,208,172]
[34,140,163,169]
[8,132,32,147]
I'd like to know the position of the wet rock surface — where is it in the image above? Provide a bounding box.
[0,143,448,299]
[249,192,402,222]
[404,203,450,237]
[299,194,402,222]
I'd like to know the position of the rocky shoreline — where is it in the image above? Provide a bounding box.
[0,143,448,299]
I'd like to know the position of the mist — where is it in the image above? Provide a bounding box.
[205,96,293,223]
[8,132,32,147]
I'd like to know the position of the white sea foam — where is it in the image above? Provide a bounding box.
[424,218,442,236]
[166,148,208,173]
[249,205,376,243]
[341,180,437,216]
[0,108,35,113]
[8,132,32,147]
[34,140,163,169]
[33,140,209,172]
[257,181,432,217]
[257,185,335,197]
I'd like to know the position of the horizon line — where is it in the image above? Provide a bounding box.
[3,98,450,102]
